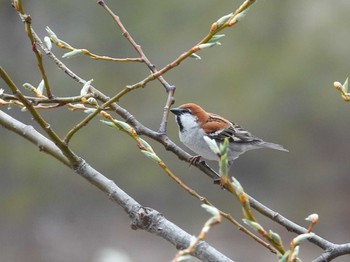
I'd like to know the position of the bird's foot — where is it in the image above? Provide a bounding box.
[188,155,202,166]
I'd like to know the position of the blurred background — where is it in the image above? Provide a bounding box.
[1,0,350,261]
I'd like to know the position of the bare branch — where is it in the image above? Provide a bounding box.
[313,243,350,262]
[0,110,69,166]
[0,66,78,163]
[0,110,233,262]
[5,1,350,260]
[13,1,53,98]
[97,0,176,134]
[26,26,340,256]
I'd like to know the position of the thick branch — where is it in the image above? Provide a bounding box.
[312,243,350,262]
[14,5,350,261]
[0,110,69,166]
[28,35,347,255]
[0,66,78,163]
[0,110,232,262]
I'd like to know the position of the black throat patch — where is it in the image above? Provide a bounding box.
[176,115,184,132]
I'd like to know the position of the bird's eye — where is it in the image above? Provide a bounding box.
[181,108,191,114]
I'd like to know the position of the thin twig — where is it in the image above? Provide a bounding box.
[21,37,331,252]
[0,66,78,163]
[11,1,345,258]
[14,1,53,98]
[0,110,232,262]
[53,43,144,63]
[97,0,176,134]
[2,93,92,104]
[101,112,275,253]
[172,205,222,261]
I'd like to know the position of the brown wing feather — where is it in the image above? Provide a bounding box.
[207,122,262,144]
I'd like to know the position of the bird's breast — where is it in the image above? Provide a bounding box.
[179,128,218,161]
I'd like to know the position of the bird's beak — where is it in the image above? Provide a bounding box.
[170,107,181,115]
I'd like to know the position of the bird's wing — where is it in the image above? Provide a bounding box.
[207,122,262,143]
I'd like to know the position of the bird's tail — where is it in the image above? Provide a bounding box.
[261,142,289,152]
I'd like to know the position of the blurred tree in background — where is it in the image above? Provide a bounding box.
[1,0,350,261]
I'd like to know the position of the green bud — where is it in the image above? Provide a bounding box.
[23,83,37,93]
[100,120,115,127]
[219,138,229,155]
[343,77,348,91]
[37,80,45,95]
[141,150,161,163]
[219,154,228,177]
[44,36,52,50]
[278,251,290,262]
[176,255,192,262]
[201,204,220,217]
[216,13,231,27]
[80,79,93,96]
[208,34,225,43]
[234,8,249,22]
[269,230,283,247]
[197,42,220,50]
[113,119,133,133]
[305,213,319,223]
[84,108,96,114]
[72,104,85,109]
[45,26,59,43]
[293,233,315,245]
[231,176,244,196]
[139,138,154,153]
[290,246,300,261]
[242,219,263,232]
[58,40,74,49]
[62,49,84,59]
[190,53,201,60]
[87,97,98,105]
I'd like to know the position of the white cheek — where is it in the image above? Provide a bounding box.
[179,114,198,131]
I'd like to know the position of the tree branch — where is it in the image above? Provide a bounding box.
[5,1,350,260]
[0,110,232,262]
[312,243,350,262]
[0,110,69,166]
[25,20,349,258]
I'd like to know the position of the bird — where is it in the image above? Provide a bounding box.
[170,103,288,166]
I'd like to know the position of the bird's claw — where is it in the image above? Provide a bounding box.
[188,155,202,166]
